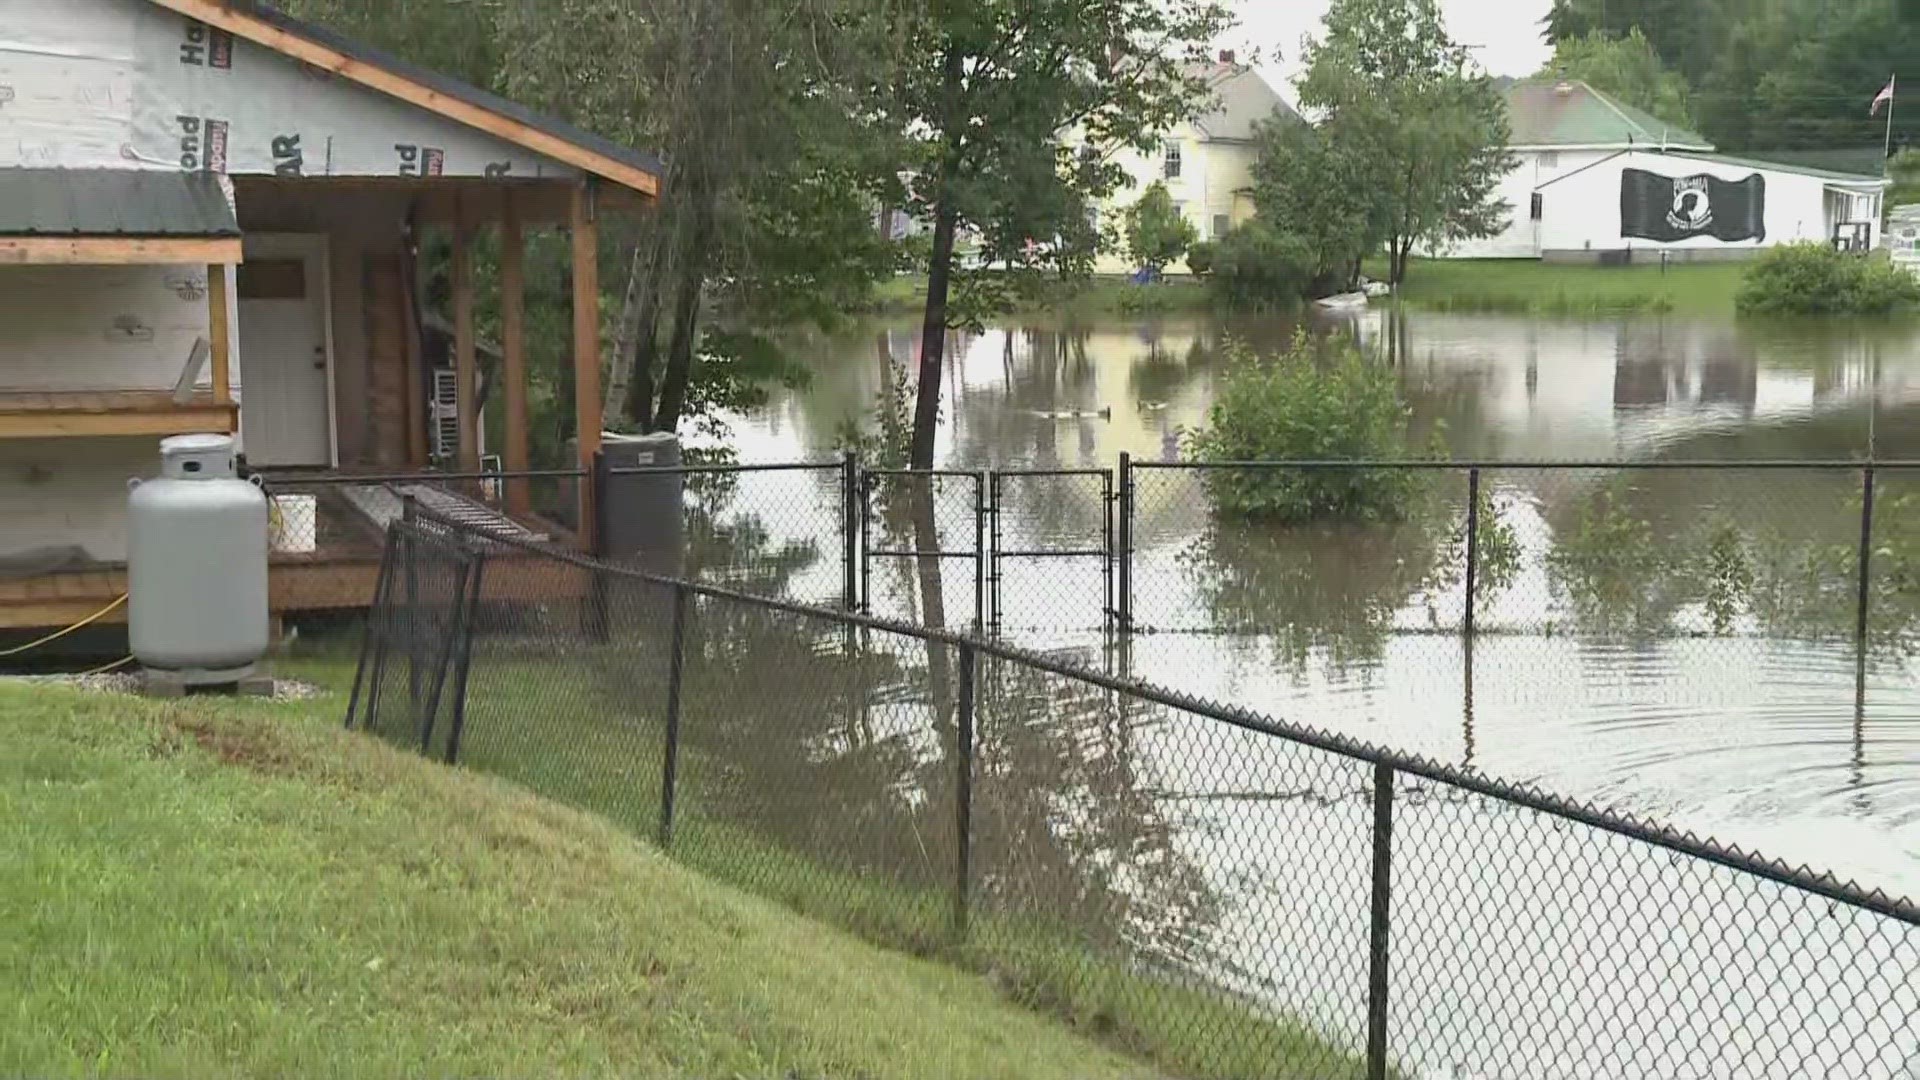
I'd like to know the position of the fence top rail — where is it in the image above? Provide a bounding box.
[416,509,1920,927]
[863,468,988,479]
[260,468,587,484]
[1133,458,1920,471]
[606,461,839,476]
[991,468,1114,479]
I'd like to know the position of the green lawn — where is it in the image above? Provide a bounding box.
[1388,257,1747,317]
[0,679,1171,1080]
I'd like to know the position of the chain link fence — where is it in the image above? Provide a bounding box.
[348,513,1920,1080]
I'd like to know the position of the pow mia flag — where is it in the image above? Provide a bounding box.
[1620,168,1766,244]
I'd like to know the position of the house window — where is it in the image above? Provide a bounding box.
[1212,213,1231,239]
[1163,140,1183,179]
[1537,150,1560,169]
[1531,193,1544,221]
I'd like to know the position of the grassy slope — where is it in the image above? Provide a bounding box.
[1390,258,1746,317]
[0,680,1161,1080]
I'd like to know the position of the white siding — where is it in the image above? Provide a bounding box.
[0,437,162,562]
[0,265,213,392]
[0,0,574,178]
[1539,151,1838,255]
[1446,150,1614,259]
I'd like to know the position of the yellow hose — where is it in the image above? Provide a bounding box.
[76,655,135,677]
[0,594,129,657]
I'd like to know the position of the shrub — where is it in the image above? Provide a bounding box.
[1207,221,1314,308]
[1124,182,1197,274]
[1185,240,1216,276]
[1736,243,1920,316]
[1187,332,1423,522]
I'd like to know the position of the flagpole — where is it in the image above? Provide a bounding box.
[1887,75,1898,171]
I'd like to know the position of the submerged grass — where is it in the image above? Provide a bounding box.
[0,679,1177,1080]
[1388,258,1746,317]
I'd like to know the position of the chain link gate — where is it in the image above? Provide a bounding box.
[987,469,1115,643]
[858,468,987,632]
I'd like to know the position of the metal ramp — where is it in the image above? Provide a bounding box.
[340,481,550,546]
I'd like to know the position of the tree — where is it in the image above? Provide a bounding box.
[1248,115,1384,295]
[1124,183,1198,275]
[1544,0,1723,88]
[1299,0,1514,285]
[893,0,1234,469]
[1542,29,1695,131]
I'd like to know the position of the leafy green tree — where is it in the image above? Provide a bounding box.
[1123,183,1198,275]
[1299,0,1515,285]
[1248,116,1385,295]
[893,0,1234,468]
[1542,29,1695,131]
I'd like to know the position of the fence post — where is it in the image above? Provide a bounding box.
[443,553,486,765]
[1856,465,1877,657]
[841,451,859,612]
[659,581,690,847]
[402,494,421,736]
[585,451,611,641]
[858,471,873,614]
[1117,453,1134,636]
[974,472,988,633]
[953,642,977,938]
[1464,467,1481,640]
[1366,761,1395,1080]
[987,472,1001,638]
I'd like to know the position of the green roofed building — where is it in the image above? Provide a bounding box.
[1446,79,1887,262]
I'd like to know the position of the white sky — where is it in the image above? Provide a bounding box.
[1228,0,1555,104]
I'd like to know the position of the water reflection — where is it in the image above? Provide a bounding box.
[713,308,1920,900]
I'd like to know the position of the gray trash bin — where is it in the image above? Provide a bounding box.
[599,432,684,577]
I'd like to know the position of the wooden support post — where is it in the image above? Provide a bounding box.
[452,205,479,473]
[571,180,603,541]
[207,263,232,407]
[501,196,530,516]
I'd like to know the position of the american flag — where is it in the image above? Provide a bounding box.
[1873,75,1897,116]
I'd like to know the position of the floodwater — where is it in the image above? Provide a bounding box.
[675,308,1920,1076]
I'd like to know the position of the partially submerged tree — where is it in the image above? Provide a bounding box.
[892,0,1234,468]
[1124,182,1198,276]
[1298,0,1514,285]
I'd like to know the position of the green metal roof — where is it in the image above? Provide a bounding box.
[0,169,240,238]
[1668,150,1888,185]
[1506,79,1712,150]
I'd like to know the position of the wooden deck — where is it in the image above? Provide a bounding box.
[0,390,237,439]
[0,550,592,630]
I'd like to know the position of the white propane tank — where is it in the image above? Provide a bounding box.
[128,434,270,682]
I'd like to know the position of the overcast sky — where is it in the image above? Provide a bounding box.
[1229,0,1555,103]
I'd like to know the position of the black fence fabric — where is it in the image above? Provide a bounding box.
[347,516,1920,1080]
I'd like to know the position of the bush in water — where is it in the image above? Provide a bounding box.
[1187,332,1424,523]
[1206,221,1314,308]
[1736,242,1920,317]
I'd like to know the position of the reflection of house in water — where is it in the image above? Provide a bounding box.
[1612,325,1758,417]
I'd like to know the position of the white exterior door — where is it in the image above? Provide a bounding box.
[238,234,334,467]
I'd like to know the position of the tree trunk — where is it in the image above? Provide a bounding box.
[652,195,714,434]
[653,256,706,434]
[909,47,965,472]
[911,195,959,470]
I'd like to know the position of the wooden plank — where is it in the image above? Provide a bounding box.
[208,263,232,404]
[452,211,479,473]
[0,236,242,266]
[0,405,236,439]
[0,599,130,631]
[571,181,602,545]
[500,195,530,516]
[399,205,429,469]
[147,0,660,199]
